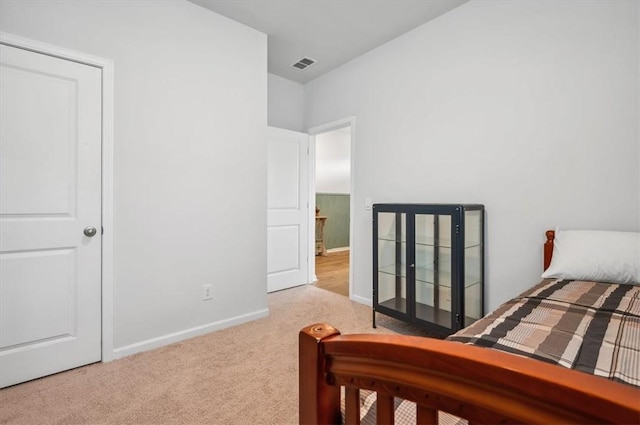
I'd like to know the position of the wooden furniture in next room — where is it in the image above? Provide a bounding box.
[315,215,327,256]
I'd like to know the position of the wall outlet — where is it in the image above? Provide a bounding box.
[202,284,213,301]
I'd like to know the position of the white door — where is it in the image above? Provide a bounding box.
[267,127,309,292]
[0,44,102,388]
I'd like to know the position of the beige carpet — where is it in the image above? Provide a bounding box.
[0,285,433,425]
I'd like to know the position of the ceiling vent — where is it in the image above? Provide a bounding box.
[292,57,316,70]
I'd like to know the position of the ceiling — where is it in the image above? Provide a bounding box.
[189,0,469,84]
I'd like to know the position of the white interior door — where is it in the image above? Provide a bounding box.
[0,44,102,388]
[267,126,309,292]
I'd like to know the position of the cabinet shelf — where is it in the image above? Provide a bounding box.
[378,296,478,329]
[378,264,481,289]
[373,203,484,336]
[379,234,482,249]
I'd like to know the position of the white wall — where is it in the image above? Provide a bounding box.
[0,0,268,354]
[305,0,640,311]
[268,73,304,132]
[316,128,351,193]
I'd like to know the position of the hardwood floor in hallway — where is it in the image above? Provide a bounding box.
[314,250,349,297]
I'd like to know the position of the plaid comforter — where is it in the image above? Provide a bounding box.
[447,279,640,388]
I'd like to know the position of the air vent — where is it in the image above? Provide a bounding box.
[292,57,316,70]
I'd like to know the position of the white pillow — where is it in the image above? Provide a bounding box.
[541,229,640,285]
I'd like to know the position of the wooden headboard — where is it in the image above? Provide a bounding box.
[544,229,555,271]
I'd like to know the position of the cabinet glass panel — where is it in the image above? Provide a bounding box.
[464,209,483,326]
[414,213,452,328]
[377,212,407,314]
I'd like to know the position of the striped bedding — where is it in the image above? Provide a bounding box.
[346,279,639,424]
[448,279,640,388]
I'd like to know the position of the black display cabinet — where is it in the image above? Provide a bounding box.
[373,203,484,336]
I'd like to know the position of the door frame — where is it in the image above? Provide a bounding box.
[307,116,356,298]
[1,32,115,362]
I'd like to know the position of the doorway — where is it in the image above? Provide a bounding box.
[309,119,354,298]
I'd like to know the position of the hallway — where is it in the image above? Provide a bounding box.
[313,250,349,297]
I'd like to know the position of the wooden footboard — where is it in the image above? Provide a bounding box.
[299,323,640,425]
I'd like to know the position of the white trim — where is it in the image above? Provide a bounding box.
[308,135,317,284]
[350,294,371,307]
[307,117,356,301]
[0,32,116,362]
[113,309,269,359]
[307,116,355,135]
[327,246,350,253]
[100,60,115,362]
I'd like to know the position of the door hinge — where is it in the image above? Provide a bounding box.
[101,226,104,235]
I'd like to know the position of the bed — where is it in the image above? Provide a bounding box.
[299,229,640,424]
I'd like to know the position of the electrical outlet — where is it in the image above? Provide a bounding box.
[202,284,213,301]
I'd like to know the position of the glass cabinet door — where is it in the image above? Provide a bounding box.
[376,212,407,315]
[463,209,483,327]
[414,213,453,329]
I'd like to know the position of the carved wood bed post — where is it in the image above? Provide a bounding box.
[543,229,555,271]
[299,323,341,425]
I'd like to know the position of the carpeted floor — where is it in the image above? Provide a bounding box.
[0,285,434,425]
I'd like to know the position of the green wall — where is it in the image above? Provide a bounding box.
[316,193,350,249]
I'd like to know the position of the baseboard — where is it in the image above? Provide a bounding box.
[327,246,350,253]
[350,293,371,306]
[112,308,269,359]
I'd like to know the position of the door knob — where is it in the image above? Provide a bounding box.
[84,226,97,237]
